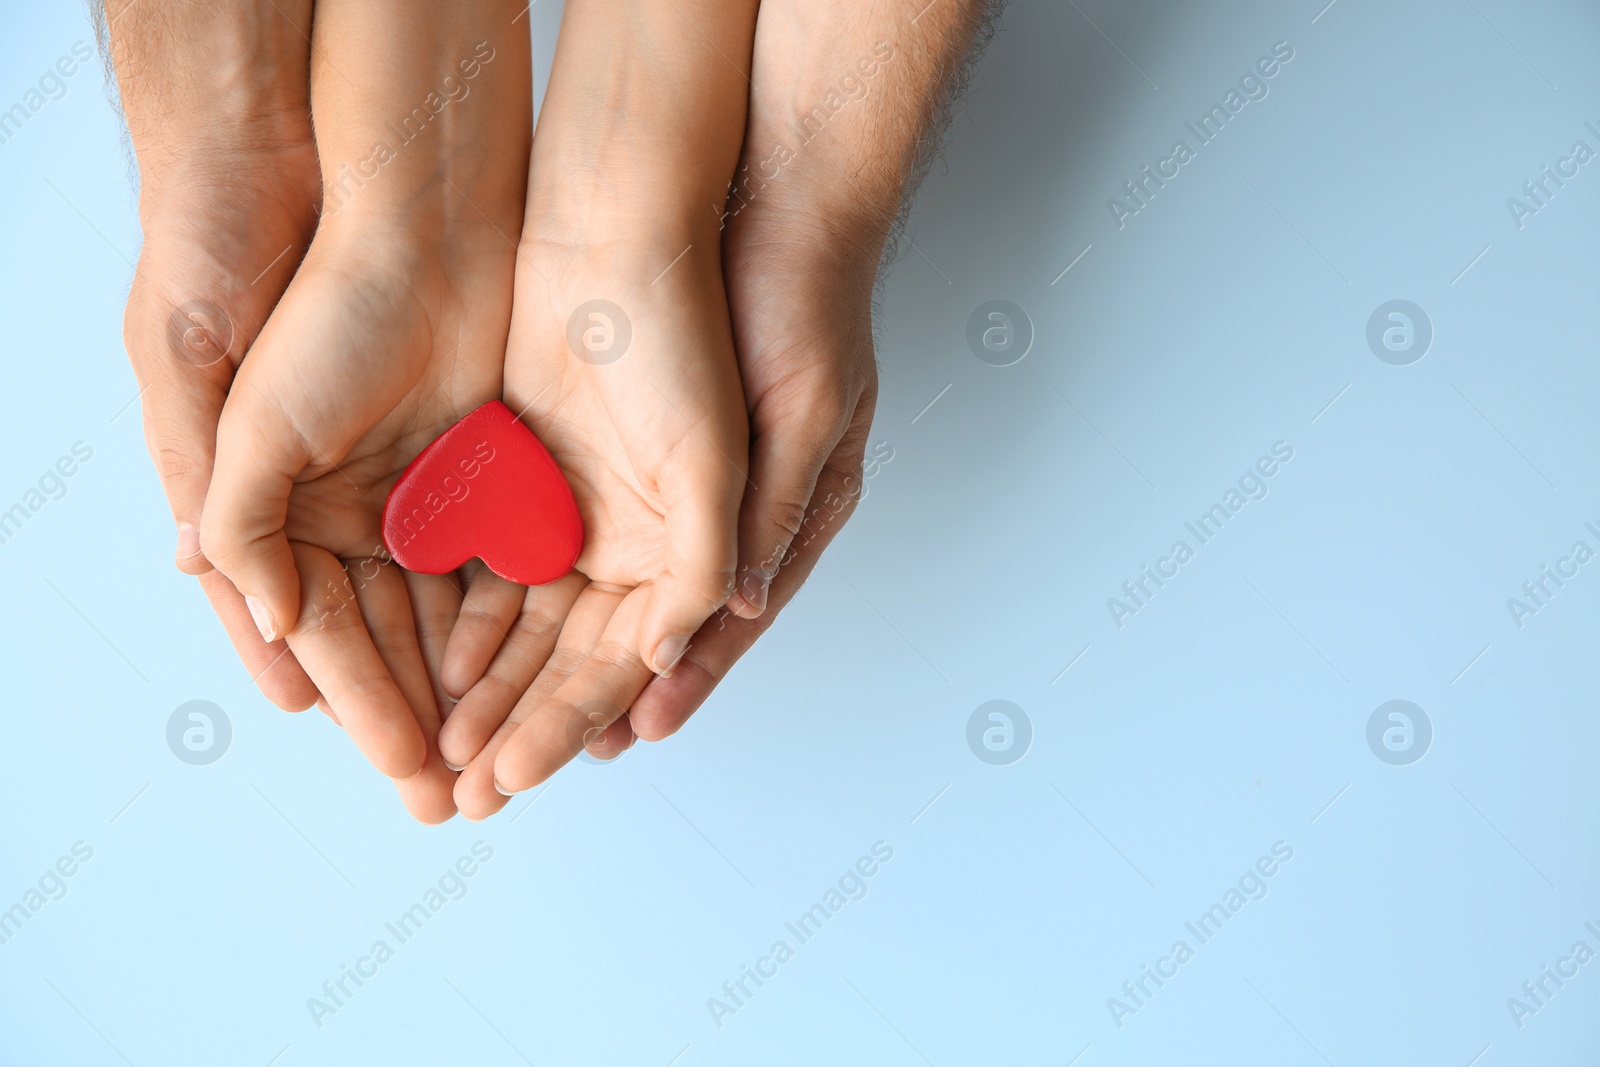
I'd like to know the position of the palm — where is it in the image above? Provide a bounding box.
[501,242,741,590]
[261,255,509,558]
[438,235,749,811]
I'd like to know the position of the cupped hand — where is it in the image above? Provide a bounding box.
[627,220,881,744]
[627,0,998,742]
[438,0,760,816]
[108,0,322,711]
[203,228,516,821]
[197,0,533,821]
[439,226,750,814]
[440,214,872,817]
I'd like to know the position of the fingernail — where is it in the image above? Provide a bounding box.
[176,522,202,560]
[741,576,770,615]
[245,595,278,642]
[445,761,466,772]
[493,778,516,797]
[652,634,691,676]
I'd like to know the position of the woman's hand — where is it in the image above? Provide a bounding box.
[197,0,532,821]
[439,0,760,817]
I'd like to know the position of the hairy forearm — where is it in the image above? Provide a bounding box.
[100,1,314,194]
[737,0,1002,263]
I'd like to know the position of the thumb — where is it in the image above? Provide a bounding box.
[639,445,744,676]
[124,292,240,575]
[724,405,846,620]
[200,380,311,643]
[141,382,224,576]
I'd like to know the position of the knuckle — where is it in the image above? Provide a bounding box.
[589,638,646,674]
[414,616,454,648]
[458,605,511,631]
[547,645,589,676]
[682,565,739,607]
[758,367,858,441]
[676,650,724,689]
[513,602,566,644]
[153,444,202,488]
[294,575,358,635]
[196,524,234,569]
[764,498,810,543]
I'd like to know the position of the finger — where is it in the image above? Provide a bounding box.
[725,387,852,619]
[354,560,456,825]
[283,544,427,779]
[143,376,226,577]
[124,269,247,578]
[454,583,614,820]
[639,444,744,676]
[438,572,586,770]
[452,646,582,821]
[402,567,467,722]
[629,433,868,742]
[135,311,319,711]
[196,568,318,711]
[494,588,654,794]
[202,380,313,644]
[123,217,312,577]
[440,562,527,699]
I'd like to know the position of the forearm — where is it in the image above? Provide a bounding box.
[102,0,317,216]
[309,0,532,245]
[526,0,762,242]
[738,0,1001,266]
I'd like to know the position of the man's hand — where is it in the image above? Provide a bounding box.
[106,0,323,711]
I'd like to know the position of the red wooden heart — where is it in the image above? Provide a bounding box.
[381,401,582,586]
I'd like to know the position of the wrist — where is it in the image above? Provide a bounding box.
[525,0,757,244]
[134,134,320,227]
[283,0,529,235]
[521,189,721,263]
[524,123,738,248]
[312,201,521,285]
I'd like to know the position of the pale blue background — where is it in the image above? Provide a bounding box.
[3,0,1598,1063]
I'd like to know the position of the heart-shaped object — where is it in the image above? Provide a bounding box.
[381,401,582,586]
